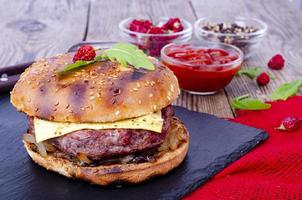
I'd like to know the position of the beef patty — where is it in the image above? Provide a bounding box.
[28,106,174,160]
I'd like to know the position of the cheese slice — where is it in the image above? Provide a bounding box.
[34,111,163,143]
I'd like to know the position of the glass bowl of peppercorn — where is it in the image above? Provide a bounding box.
[194,16,267,58]
[119,17,192,57]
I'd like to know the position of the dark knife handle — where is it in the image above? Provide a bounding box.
[0,74,20,94]
[0,61,34,76]
[0,61,33,94]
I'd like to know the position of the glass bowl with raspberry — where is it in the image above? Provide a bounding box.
[161,42,243,95]
[119,17,192,57]
[194,16,267,59]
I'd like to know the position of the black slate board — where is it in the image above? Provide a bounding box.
[0,94,268,200]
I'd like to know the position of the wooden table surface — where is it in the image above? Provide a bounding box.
[1,0,301,118]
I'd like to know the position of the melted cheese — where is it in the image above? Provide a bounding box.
[34,111,163,143]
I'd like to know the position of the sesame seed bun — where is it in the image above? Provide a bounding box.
[10,53,180,122]
[23,117,189,185]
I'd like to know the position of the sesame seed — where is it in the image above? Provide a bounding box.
[89,91,94,96]
[138,100,142,104]
[66,104,70,109]
[149,93,153,97]
[132,87,138,91]
[167,96,171,100]
[136,83,141,88]
[153,105,157,110]
[115,110,120,116]
[90,96,95,100]
[54,102,59,106]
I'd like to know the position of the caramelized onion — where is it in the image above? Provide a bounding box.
[169,134,178,150]
[43,142,57,152]
[23,134,36,144]
[121,155,134,164]
[158,118,188,152]
[77,153,92,164]
[23,133,47,157]
[37,142,47,157]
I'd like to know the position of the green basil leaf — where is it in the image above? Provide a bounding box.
[58,60,97,75]
[237,67,275,79]
[231,94,271,110]
[270,79,302,101]
[238,67,263,79]
[101,43,154,70]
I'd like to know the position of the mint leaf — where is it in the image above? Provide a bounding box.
[58,60,97,75]
[270,79,302,101]
[231,94,271,110]
[238,67,275,79]
[101,43,154,70]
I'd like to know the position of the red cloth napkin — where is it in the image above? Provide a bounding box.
[185,95,302,200]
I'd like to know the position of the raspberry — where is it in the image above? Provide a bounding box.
[73,45,96,62]
[147,27,167,56]
[256,72,270,86]
[148,40,168,57]
[147,26,164,34]
[268,54,285,70]
[129,19,152,33]
[277,116,301,132]
[162,17,184,32]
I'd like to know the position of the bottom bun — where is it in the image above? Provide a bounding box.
[23,118,189,186]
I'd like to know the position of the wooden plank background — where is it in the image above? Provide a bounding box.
[1,0,301,118]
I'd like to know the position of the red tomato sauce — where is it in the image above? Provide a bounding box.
[161,44,242,93]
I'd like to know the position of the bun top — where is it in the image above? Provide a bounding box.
[10,52,180,123]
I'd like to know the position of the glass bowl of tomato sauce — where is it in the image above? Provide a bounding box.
[161,42,243,95]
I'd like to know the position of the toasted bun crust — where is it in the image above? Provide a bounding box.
[11,53,180,122]
[23,119,189,185]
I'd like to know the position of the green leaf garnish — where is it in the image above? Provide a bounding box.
[231,94,271,110]
[58,60,97,75]
[238,67,263,79]
[270,79,302,101]
[237,67,275,79]
[101,43,154,70]
[58,43,154,75]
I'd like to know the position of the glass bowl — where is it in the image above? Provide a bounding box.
[161,42,243,95]
[194,16,267,59]
[119,17,192,57]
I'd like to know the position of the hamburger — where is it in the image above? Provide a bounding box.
[10,43,189,186]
